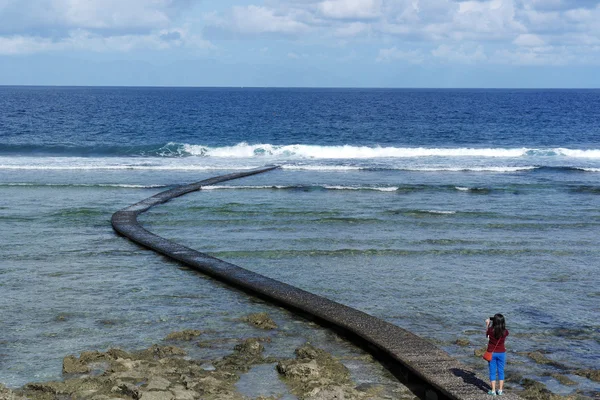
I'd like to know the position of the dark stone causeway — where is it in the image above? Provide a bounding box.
[111,165,522,400]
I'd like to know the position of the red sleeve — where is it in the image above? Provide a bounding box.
[486,327,493,337]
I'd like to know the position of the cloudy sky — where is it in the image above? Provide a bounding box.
[1,0,599,87]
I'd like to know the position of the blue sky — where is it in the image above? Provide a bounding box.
[1,0,599,87]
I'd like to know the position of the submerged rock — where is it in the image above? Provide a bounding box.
[164,329,203,341]
[550,374,577,386]
[526,352,569,370]
[573,369,600,383]
[244,312,278,330]
[455,338,470,346]
[474,346,487,357]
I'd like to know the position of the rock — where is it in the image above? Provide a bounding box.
[244,312,277,330]
[62,355,90,374]
[169,385,197,400]
[80,350,109,363]
[550,374,577,386]
[145,376,171,391]
[111,381,141,399]
[573,369,600,382]
[526,352,568,370]
[474,346,487,357]
[213,338,271,372]
[140,391,174,400]
[0,383,27,400]
[136,345,187,360]
[305,385,365,399]
[165,329,203,341]
[276,344,367,399]
[520,379,554,400]
[455,338,470,346]
[106,348,132,360]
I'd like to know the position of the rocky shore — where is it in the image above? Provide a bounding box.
[1,315,597,400]
[0,313,413,400]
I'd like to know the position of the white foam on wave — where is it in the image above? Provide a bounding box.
[202,184,400,192]
[553,149,600,158]
[183,143,529,159]
[201,185,288,190]
[281,165,363,171]
[0,163,257,171]
[416,166,537,172]
[323,185,399,192]
[180,142,600,159]
[455,186,471,191]
[423,210,456,215]
[0,182,164,188]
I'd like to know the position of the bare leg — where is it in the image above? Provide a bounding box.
[499,380,504,392]
[491,381,496,392]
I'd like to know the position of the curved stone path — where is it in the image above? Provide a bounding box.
[111,166,520,400]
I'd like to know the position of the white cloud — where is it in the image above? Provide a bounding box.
[334,22,369,37]
[0,0,189,35]
[2,0,599,67]
[0,0,213,55]
[207,5,310,35]
[431,44,487,63]
[453,0,526,39]
[376,47,424,63]
[513,33,545,46]
[0,28,213,55]
[317,0,382,20]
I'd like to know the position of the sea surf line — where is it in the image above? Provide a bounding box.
[111,165,523,400]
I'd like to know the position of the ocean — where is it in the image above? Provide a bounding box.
[1,87,599,395]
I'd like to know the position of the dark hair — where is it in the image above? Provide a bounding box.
[492,313,506,339]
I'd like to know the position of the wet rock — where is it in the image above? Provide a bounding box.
[214,337,275,373]
[107,348,132,360]
[550,374,577,386]
[520,379,553,400]
[455,338,470,346]
[526,352,569,370]
[573,369,600,382]
[0,383,27,400]
[164,329,203,341]
[135,344,187,360]
[276,343,370,399]
[111,381,141,399]
[244,312,278,330]
[62,355,91,374]
[474,346,487,357]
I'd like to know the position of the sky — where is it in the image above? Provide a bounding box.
[0,0,599,88]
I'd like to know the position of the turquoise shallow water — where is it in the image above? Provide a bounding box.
[1,87,599,395]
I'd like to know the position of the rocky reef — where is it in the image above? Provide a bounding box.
[0,314,410,400]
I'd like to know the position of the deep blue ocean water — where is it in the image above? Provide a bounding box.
[1,87,599,395]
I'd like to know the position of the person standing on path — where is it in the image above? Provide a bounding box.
[486,314,509,396]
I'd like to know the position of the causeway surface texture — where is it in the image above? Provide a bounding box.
[111,166,522,400]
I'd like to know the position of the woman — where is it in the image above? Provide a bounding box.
[486,313,509,396]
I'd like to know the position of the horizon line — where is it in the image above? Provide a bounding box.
[1,84,599,90]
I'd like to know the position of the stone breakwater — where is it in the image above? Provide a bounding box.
[110,166,521,400]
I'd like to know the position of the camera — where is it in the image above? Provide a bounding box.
[489,316,495,325]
